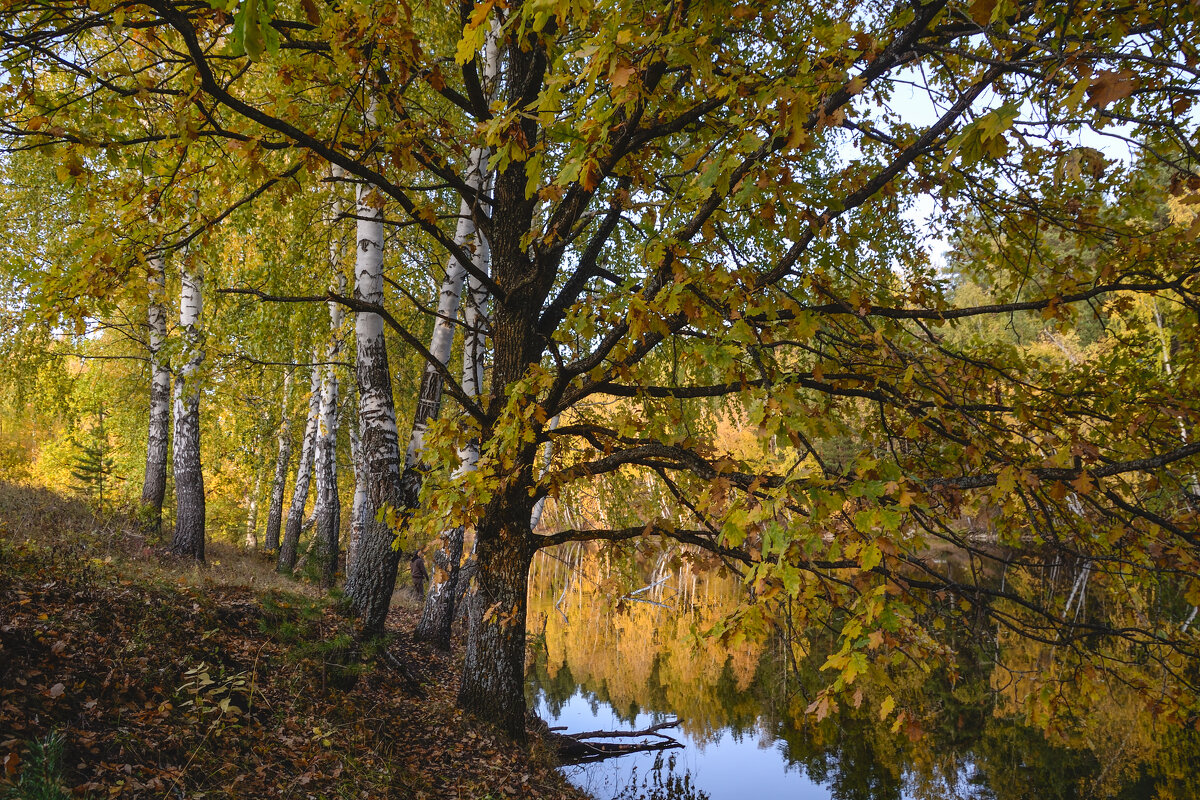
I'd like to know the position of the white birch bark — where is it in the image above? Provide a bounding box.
[244,461,263,549]
[314,164,346,589]
[343,99,406,633]
[141,252,170,535]
[414,224,491,647]
[401,146,489,479]
[414,30,502,646]
[264,368,293,552]
[278,360,321,573]
[347,380,367,574]
[171,204,206,560]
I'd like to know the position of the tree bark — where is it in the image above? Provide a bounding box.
[264,369,293,553]
[244,457,263,549]
[401,153,486,469]
[457,488,535,740]
[456,28,549,736]
[343,127,405,634]
[528,415,559,532]
[278,362,321,573]
[140,252,170,536]
[170,222,205,561]
[346,380,367,574]
[314,169,346,589]
[415,204,491,648]
[412,30,500,646]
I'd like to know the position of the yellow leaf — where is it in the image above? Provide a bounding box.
[879,694,895,720]
[969,0,997,24]
[1070,471,1095,494]
[611,64,635,88]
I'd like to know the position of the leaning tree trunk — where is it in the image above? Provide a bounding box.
[278,362,322,573]
[140,252,170,536]
[314,168,346,589]
[263,369,293,553]
[171,219,206,561]
[528,414,559,532]
[398,147,489,513]
[410,32,499,643]
[415,215,491,648]
[343,133,406,635]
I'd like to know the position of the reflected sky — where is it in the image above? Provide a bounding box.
[532,686,854,800]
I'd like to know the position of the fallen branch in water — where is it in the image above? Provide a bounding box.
[551,719,684,764]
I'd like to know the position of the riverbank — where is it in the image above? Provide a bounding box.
[0,483,586,800]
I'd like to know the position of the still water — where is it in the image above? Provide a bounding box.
[525,547,1199,800]
[530,688,854,800]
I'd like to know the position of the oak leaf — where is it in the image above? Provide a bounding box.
[1086,70,1139,109]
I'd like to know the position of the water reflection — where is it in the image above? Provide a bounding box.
[526,545,1200,800]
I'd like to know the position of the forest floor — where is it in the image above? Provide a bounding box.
[0,482,588,800]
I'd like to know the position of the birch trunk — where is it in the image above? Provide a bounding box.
[314,167,346,589]
[347,381,367,574]
[343,128,406,634]
[171,223,205,561]
[264,369,293,552]
[528,414,559,532]
[399,147,489,512]
[278,362,321,573]
[411,31,502,646]
[140,253,170,535]
[244,460,263,549]
[415,219,490,648]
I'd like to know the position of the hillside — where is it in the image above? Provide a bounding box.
[0,483,584,800]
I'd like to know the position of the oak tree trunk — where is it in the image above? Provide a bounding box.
[457,488,535,740]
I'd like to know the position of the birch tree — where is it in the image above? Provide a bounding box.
[171,205,205,561]
[346,380,367,574]
[140,251,170,535]
[313,165,347,589]
[278,360,321,573]
[342,98,406,633]
[263,368,293,553]
[414,215,492,648]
